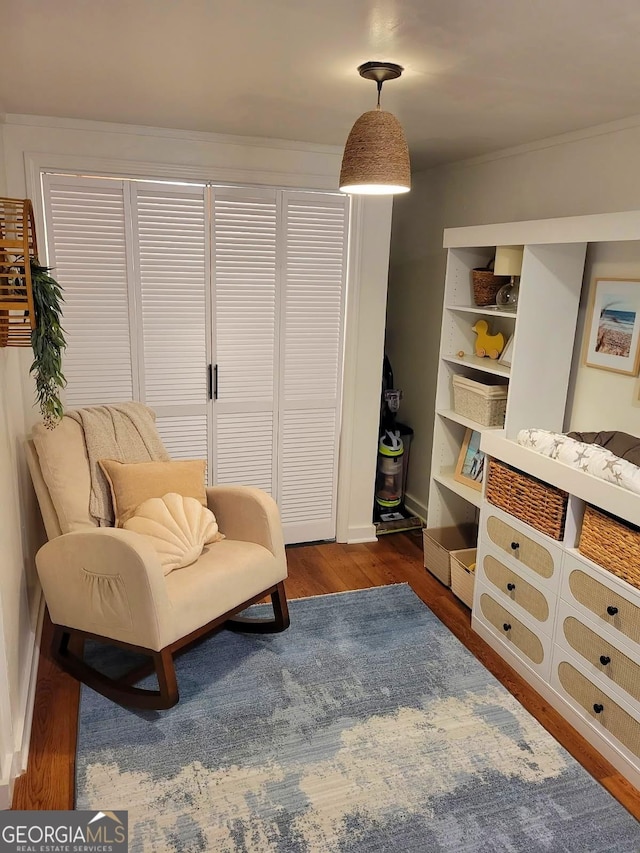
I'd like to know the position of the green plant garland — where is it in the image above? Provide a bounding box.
[29,260,66,428]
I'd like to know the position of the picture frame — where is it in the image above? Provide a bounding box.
[454,428,485,491]
[583,278,640,376]
[498,334,514,367]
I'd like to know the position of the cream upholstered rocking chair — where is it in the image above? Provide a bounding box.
[26,416,289,710]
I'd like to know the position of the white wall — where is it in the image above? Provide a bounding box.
[388,116,640,518]
[0,122,44,809]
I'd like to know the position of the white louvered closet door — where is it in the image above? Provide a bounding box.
[43,175,209,467]
[130,183,208,461]
[211,187,278,495]
[44,175,348,544]
[279,192,348,543]
[211,188,348,543]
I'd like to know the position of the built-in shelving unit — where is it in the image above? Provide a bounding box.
[425,209,640,790]
[427,236,587,529]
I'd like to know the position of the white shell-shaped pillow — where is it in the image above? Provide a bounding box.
[124,492,224,574]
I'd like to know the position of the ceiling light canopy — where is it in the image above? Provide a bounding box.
[340,61,411,196]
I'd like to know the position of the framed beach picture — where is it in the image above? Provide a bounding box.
[454,428,485,491]
[498,334,515,368]
[584,278,640,375]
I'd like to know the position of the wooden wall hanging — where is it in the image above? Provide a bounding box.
[0,197,38,347]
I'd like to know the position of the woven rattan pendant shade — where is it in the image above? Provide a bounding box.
[340,109,410,194]
[0,197,38,347]
[339,62,410,195]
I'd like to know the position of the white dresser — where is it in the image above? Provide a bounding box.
[473,431,640,790]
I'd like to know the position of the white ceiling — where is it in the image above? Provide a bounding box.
[3,0,640,169]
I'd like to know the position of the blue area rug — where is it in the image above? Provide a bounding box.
[75,584,640,852]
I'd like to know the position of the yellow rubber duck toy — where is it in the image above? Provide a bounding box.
[472,320,504,360]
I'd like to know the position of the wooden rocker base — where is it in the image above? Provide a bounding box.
[51,581,290,710]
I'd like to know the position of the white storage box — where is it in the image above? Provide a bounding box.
[452,374,508,427]
[449,547,477,608]
[423,525,476,586]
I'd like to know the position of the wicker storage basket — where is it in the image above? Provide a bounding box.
[449,547,477,608]
[578,505,640,589]
[471,265,509,307]
[485,459,568,540]
[423,524,476,586]
[452,375,508,427]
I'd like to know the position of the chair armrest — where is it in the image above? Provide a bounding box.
[205,485,286,561]
[36,528,171,651]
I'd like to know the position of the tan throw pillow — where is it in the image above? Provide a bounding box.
[98,458,207,527]
[124,492,224,574]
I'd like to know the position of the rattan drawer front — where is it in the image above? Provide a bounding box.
[562,613,640,706]
[482,553,550,624]
[485,512,558,581]
[557,660,640,760]
[566,566,640,648]
[479,591,545,667]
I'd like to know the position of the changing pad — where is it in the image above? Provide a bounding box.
[517,428,640,496]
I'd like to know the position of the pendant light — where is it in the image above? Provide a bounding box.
[339,61,411,196]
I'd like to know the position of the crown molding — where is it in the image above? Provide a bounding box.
[3,113,343,157]
[423,112,640,174]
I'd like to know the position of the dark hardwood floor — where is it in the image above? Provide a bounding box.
[12,530,640,820]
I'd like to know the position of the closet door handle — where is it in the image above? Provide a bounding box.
[593,703,604,714]
[606,605,619,617]
[599,655,611,666]
[503,623,511,632]
[510,541,519,551]
[506,582,516,591]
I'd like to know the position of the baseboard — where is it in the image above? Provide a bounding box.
[403,492,427,522]
[19,594,45,772]
[343,523,378,544]
[0,592,45,810]
[0,752,12,811]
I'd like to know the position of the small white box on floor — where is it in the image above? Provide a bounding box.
[449,547,477,608]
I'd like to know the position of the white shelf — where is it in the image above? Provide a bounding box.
[443,210,640,249]
[432,470,483,508]
[437,409,504,432]
[446,304,517,319]
[442,353,510,378]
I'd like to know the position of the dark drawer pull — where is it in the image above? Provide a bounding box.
[593,703,604,714]
[599,655,611,666]
[503,623,511,632]
[510,541,519,551]
[506,582,516,591]
[606,605,619,617]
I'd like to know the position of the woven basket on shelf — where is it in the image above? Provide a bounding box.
[485,458,568,540]
[578,505,640,590]
[471,261,509,307]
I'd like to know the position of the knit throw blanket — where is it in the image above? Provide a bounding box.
[67,402,169,526]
